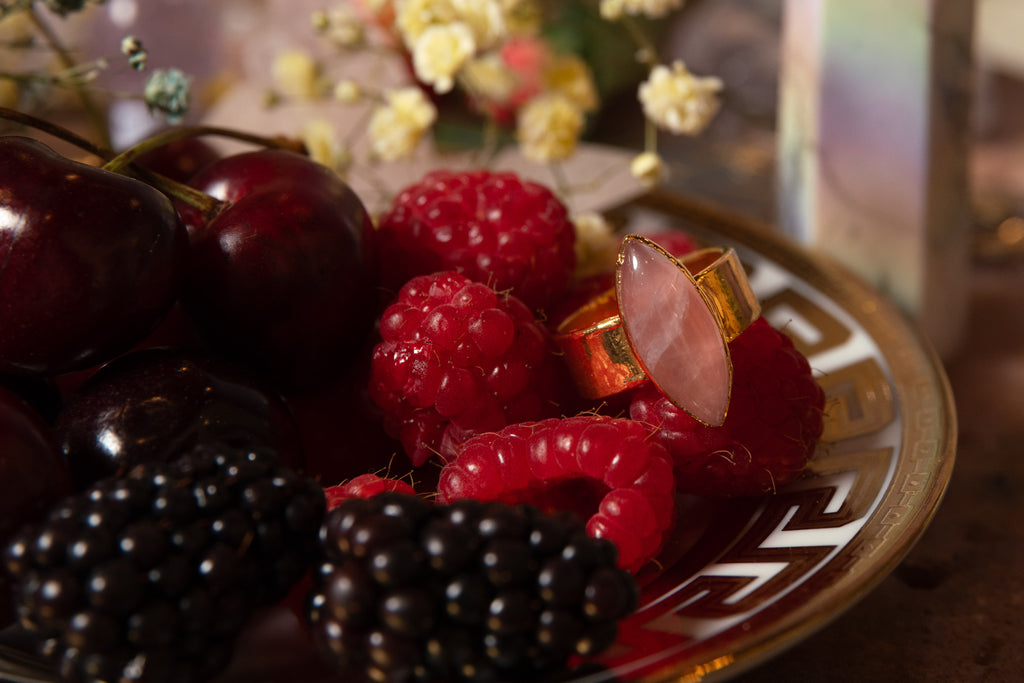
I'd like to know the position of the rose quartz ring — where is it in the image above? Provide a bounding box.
[554,235,760,426]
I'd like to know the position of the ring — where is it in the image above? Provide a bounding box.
[554,235,760,427]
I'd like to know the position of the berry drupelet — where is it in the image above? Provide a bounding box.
[3,443,325,683]
[307,493,638,682]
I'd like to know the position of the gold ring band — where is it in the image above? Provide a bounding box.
[554,236,760,426]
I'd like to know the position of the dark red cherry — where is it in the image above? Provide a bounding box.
[133,135,220,183]
[178,149,378,392]
[0,136,188,376]
[0,385,74,626]
[54,347,304,488]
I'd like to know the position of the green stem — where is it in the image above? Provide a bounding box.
[27,5,112,149]
[103,125,307,174]
[620,16,659,69]
[0,105,112,159]
[127,166,225,220]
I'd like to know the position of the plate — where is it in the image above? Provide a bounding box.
[0,191,957,683]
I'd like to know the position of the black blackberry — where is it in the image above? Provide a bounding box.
[3,443,325,683]
[308,494,639,682]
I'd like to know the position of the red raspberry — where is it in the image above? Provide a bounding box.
[437,415,676,573]
[376,169,576,312]
[324,473,418,510]
[630,317,825,497]
[369,271,569,467]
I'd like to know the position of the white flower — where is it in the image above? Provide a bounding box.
[516,92,584,164]
[600,0,684,20]
[638,60,722,135]
[311,7,366,48]
[573,212,620,279]
[368,87,438,160]
[451,0,506,50]
[333,80,362,103]
[302,119,352,174]
[396,0,458,44]
[410,22,476,94]
[271,49,322,100]
[460,53,518,104]
[544,53,598,113]
[630,151,667,188]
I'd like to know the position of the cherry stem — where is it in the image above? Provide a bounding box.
[103,125,307,174]
[0,106,112,159]
[0,106,224,219]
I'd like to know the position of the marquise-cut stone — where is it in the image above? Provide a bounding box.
[618,238,730,426]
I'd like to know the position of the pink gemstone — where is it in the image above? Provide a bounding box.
[618,238,731,426]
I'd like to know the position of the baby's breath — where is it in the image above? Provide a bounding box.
[143,68,191,122]
[516,92,584,164]
[368,86,438,160]
[255,0,720,193]
[639,60,722,136]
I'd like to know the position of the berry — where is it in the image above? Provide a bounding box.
[437,415,676,573]
[376,170,576,312]
[369,271,570,467]
[3,443,326,682]
[629,317,826,497]
[0,386,74,627]
[0,136,187,376]
[324,474,418,511]
[55,348,304,488]
[308,493,638,682]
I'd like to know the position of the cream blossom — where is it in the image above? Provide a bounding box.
[410,22,476,94]
[368,86,438,160]
[395,0,458,45]
[333,79,362,103]
[572,212,620,279]
[543,53,599,113]
[311,7,366,48]
[302,119,352,174]
[460,53,519,104]
[451,0,506,50]
[638,60,722,135]
[630,151,668,188]
[600,0,684,20]
[516,92,584,163]
[270,49,322,99]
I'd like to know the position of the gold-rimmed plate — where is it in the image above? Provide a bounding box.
[0,191,956,683]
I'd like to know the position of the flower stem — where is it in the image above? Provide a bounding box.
[27,5,112,148]
[0,105,112,159]
[102,125,307,174]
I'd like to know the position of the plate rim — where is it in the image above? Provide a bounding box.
[617,191,958,683]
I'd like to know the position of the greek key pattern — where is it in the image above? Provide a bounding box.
[584,209,953,683]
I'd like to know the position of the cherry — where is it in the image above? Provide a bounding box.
[0,136,188,376]
[177,149,378,392]
[0,385,74,626]
[133,135,221,183]
[54,347,304,488]
[1,373,62,424]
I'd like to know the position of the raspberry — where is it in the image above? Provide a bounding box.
[307,493,638,682]
[324,474,418,511]
[369,271,569,467]
[437,415,676,573]
[3,443,325,682]
[376,170,576,312]
[630,317,825,497]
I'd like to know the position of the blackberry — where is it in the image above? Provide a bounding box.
[308,494,638,682]
[3,443,325,682]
